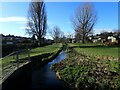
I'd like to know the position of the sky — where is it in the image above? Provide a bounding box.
[0,2,118,39]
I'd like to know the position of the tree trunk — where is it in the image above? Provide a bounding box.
[82,33,85,44]
[37,36,41,46]
[82,38,85,44]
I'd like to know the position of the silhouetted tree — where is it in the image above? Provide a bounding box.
[72,3,97,43]
[26,1,47,46]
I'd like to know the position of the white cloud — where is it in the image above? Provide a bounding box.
[20,26,30,30]
[0,17,27,22]
[16,21,27,24]
[45,33,53,40]
[94,28,114,34]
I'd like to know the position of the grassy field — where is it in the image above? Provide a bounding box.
[69,43,119,59]
[69,43,120,72]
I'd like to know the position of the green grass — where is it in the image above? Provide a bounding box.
[68,43,97,47]
[75,47,119,58]
[0,43,62,79]
[51,44,120,89]
[1,43,62,65]
[30,43,62,57]
[70,43,120,73]
[69,43,119,58]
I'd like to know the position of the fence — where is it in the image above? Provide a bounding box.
[0,49,31,84]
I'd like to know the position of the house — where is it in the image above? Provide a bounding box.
[1,34,33,45]
[107,36,117,43]
[92,36,102,43]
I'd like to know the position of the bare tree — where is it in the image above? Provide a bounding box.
[72,3,97,43]
[49,26,62,43]
[26,0,47,46]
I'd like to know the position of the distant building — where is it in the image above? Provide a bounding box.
[107,36,117,43]
[1,34,32,45]
[92,36,102,43]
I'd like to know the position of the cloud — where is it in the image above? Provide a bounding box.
[16,21,27,24]
[20,26,30,30]
[94,28,114,34]
[0,17,27,22]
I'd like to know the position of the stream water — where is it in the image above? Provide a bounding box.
[32,50,69,90]
[2,50,70,90]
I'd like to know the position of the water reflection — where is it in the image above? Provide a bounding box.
[49,50,67,64]
[32,50,67,89]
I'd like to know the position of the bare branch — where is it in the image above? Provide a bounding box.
[71,3,97,43]
[26,1,47,46]
[49,26,62,43]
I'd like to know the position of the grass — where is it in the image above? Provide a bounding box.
[1,43,62,65]
[0,43,62,80]
[51,43,120,89]
[69,43,119,58]
[70,43,120,74]
[68,43,97,47]
[30,43,62,57]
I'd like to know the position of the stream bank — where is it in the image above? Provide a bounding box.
[2,45,70,90]
[51,45,120,90]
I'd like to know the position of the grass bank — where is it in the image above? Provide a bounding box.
[30,43,63,68]
[30,43,62,57]
[1,43,62,82]
[1,43,62,66]
[51,43,120,90]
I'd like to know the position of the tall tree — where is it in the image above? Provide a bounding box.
[49,26,62,43]
[26,0,47,46]
[72,3,97,43]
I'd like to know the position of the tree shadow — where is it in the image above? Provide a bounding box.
[30,53,53,70]
[1,52,56,90]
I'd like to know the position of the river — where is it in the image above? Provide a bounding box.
[32,50,68,89]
